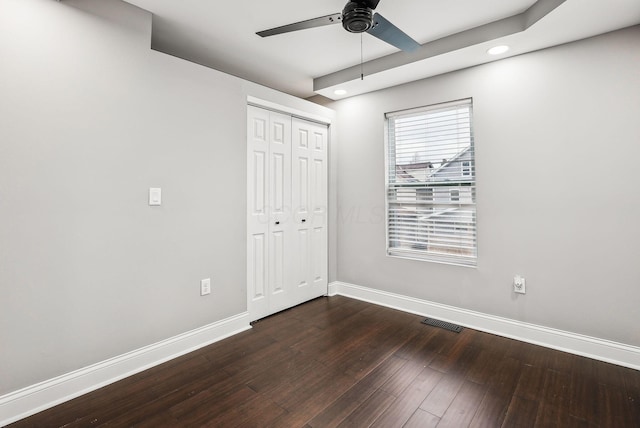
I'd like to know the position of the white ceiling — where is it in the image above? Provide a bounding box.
[123,0,640,100]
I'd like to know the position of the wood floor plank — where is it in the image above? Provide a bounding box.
[314,313,412,369]
[356,355,409,391]
[252,315,325,348]
[487,357,522,401]
[468,391,510,428]
[465,348,500,385]
[433,328,476,358]
[593,359,629,389]
[501,396,539,428]
[197,389,286,428]
[392,325,439,362]
[202,329,277,369]
[245,349,320,394]
[403,409,440,428]
[370,367,442,427]
[534,401,589,428]
[93,368,233,427]
[121,411,180,427]
[419,327,460,356]
[379,359,428,397]
[306,382,377,428]
[436,380,487,428]
[8,296,640,428]
[291,316,373,362]
[430,341,481,377]
[170,385,256,426]
[623,366,640,424]
[419,374,466,418]
[505,338,548,368]
[596,383,638,428]
[541,368,572,409]
[568,369,599,422]
[513,364,546,402]
[286,297,369,330]
[471,331,512,358]
[268,362,358,420]
[546,348,580,374]
[343,322,417,381]
[222,340,298,377]
[335,389,396,428]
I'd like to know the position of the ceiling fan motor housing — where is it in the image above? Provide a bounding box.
[342,1,373,33]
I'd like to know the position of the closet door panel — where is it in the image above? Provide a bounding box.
[295,229,309,288]
[310,125,328,293]
[267,112,292,313]
[247,106,271,317]
[292,118,328,301]
[250,234,266,299]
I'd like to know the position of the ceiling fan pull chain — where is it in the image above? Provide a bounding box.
[361,33,364,80]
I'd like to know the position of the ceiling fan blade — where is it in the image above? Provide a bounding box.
[363,0,381,9]
[257,13,342,37]
[367,12,420,52]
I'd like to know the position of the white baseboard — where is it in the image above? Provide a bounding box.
[330,281,640,371]
[0,312,251,427]
[327,281,340,296]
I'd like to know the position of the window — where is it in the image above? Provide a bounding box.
[385,99,476,266]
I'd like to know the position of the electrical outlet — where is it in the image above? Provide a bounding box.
[200,278,211,296]
[514,275,526,294]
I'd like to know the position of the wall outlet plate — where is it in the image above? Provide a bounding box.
[200,278,211,296]
[514,275,526,294]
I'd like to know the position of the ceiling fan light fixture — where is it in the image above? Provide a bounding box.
[487,45,510,55]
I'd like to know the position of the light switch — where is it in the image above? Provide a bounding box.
[149,188,162,206]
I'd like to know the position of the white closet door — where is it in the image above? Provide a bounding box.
[266,111,292,314]
[248,106,328,321]
[247,106,270,319]
[247,107,292,319]
[292,117,328,303]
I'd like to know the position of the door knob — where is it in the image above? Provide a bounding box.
[301,219,306,223]
[275,221,280,225]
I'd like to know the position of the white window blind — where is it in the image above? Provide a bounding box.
[385,99,476,266]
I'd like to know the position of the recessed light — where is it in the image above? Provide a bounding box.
[334,89,347,96]
[487,45,509,55]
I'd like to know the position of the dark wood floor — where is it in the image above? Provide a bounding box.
[10,296,640,427]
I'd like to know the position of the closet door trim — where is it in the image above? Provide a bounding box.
[247,96,332,126]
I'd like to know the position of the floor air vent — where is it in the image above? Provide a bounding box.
[421,317,463,333]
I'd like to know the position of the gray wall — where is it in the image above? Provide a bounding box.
[325,26,640,348]
[0,0,334,395]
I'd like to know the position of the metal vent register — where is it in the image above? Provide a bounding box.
[421,317,463,333]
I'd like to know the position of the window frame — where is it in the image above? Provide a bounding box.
[384,98,477,267]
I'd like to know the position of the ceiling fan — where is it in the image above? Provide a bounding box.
[256,0,420,52]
